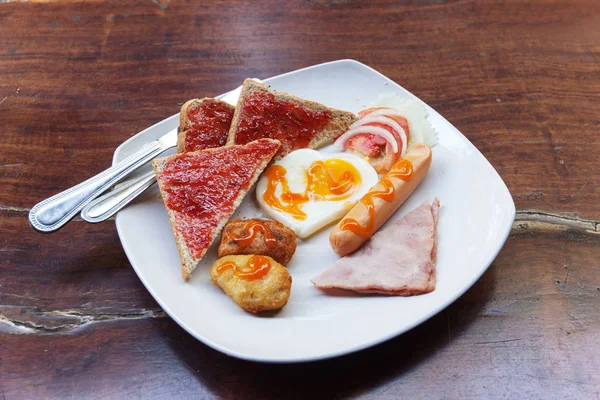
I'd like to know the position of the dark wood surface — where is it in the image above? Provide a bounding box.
[1,1,598,398]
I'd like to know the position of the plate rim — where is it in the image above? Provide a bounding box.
[114,59,516,363]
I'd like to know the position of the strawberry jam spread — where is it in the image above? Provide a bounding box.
[185,100,234,152]
[233,91,332,156]
[158,139,279,258]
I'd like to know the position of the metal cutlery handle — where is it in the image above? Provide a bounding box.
[29,141,167,232]
[80,170,157,223]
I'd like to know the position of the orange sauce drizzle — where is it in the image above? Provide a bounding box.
[229,220,277,248]
[263,159,361,220]
[340,158,414,237]
[216,255,271,281]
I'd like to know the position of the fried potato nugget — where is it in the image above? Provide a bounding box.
[218,218,297,265]
[210,255,292,313]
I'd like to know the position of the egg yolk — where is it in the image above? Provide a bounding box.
[263,159,362,220]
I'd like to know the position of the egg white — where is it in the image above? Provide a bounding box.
[256,149,379,239]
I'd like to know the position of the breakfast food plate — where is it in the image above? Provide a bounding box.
[115,59,515,362]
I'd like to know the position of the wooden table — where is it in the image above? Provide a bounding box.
[1,1,598,398]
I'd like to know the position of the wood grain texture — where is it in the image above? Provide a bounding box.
[1,219,598,399]
[1,0,599,398]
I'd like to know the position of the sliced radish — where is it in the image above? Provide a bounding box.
[349,115,407,156]
[334,126,399,154]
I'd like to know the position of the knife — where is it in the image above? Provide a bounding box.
[28,128,177,232]
[30,81,251,232]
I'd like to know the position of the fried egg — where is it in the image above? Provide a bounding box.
[256,149,379,238]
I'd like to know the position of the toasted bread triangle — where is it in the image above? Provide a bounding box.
[152,139,280,281]
[227,79,357,158]
[177,98,235,153]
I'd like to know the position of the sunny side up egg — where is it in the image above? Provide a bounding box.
[256,149,379,238]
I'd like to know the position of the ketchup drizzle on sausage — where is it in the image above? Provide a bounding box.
[340,159,413,237]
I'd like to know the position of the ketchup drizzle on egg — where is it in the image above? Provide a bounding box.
[262,159,362,220]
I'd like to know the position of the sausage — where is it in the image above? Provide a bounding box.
[329,143,432,256]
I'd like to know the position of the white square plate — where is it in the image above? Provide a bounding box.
[115,60,515,363]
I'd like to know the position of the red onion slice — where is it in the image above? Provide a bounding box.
[333,126,399,154]
[349,115,407,156]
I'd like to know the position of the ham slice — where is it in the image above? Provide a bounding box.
[312,199,440,295]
